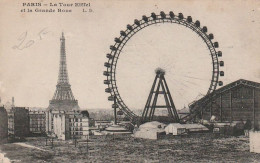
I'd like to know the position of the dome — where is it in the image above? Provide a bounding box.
[81,110,89,117]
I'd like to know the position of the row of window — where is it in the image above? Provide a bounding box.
[69,118,83,122]
[70,123,83,126]
[71,132,84,136]
[30,129,45,131]
[29,119,45,121]
[30,120,45,122]
[30,125,45,128]
[69,127,83,131]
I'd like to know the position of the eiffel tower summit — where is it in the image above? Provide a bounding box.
[46,33,89,140]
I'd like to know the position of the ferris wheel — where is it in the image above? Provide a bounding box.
[103,11,224,123]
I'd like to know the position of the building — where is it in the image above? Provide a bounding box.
[46,33,89,140]
[94,120,112,129]
[0,107,8,141]
[177,106,190,119]
[8,107,30,138]
[29,110,46,134]
[190,79,260,129]
[51,110,89,140]
[165,123,208,135]
[68,110,89,139]
[89,118,95,127]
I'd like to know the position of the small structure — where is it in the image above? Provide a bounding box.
[103,124,132,135]
[178,106,190,119]
[165,123,209,135]
[165,123,186,135]
[212,122,236,136]
[182,124,209,133]
[250,131,260,153]
[0,107,8,141]
[94,120,112,129]
[134,121,166,140]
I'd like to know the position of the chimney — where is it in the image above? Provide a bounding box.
[12,97,14,106]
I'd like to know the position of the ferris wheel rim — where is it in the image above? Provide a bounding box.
[104,12,224,120]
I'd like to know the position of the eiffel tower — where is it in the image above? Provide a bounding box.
[47,32,79,111]
[141,68,180,123]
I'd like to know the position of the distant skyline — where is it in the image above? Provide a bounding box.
[0,0,260,110]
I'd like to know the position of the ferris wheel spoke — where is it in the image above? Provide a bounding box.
[182,75,211,81]
[167,76,205,95]
[169,72,211,82]
[166,78,191,104]
[181,79,201,86]
[167,77,190,89]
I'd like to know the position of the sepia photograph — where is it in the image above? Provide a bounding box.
[0,0,260,162]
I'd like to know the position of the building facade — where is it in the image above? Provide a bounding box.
[8,107,30,138]
[0,107,8,141]
[50,110,89,140]
[29,110,46,134]
[94,120,112,130]
[190,79,260,129]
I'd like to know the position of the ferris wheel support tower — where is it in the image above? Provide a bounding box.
[142,68,180,123]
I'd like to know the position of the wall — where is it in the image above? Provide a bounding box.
[53,113,66,140]
[0,107,8,141]
[8,107,30,138]
[45,111,53,134]
[14,107,30,138]
[29,111,46,134]
[69,115,89,139]
[200,85,260,129]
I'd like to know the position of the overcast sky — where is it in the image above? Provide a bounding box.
[0,0,259,110]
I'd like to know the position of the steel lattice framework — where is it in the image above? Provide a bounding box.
[52,32,76,101]
[142,69,180,123]
[103,11,224,123]
[48,32,79,112]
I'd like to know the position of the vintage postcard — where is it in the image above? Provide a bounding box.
[0,0,260,162]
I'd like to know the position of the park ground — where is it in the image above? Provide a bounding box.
[1,134,260,163]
